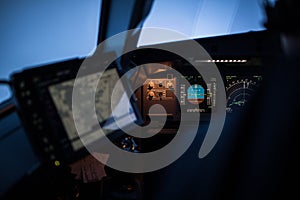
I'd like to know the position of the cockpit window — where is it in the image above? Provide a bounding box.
[138,0,276,46]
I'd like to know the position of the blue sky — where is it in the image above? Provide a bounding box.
[138,0,269,45]
[0,0,101,79]
[0,0,101,102]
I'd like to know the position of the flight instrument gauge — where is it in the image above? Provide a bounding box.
[226,76,261,113]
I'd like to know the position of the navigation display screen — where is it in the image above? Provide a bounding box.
[49,68,137,151]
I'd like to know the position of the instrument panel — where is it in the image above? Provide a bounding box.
[133,56,263,123]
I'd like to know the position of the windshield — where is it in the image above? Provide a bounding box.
[138,0,276,46]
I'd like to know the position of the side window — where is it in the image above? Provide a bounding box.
[0,0,101,103]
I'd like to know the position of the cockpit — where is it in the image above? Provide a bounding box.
[1,0,298,199]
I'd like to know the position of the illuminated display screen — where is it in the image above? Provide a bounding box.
[179,75,216,114]
[49,68,137,151]
[187,84,205,104]
[225,75,262,113]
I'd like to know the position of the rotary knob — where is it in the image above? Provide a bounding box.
[167,81,173,88]
[148,91,155,100]
[148,81,155,90]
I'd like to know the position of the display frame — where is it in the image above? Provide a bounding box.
[10,56,143,165]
